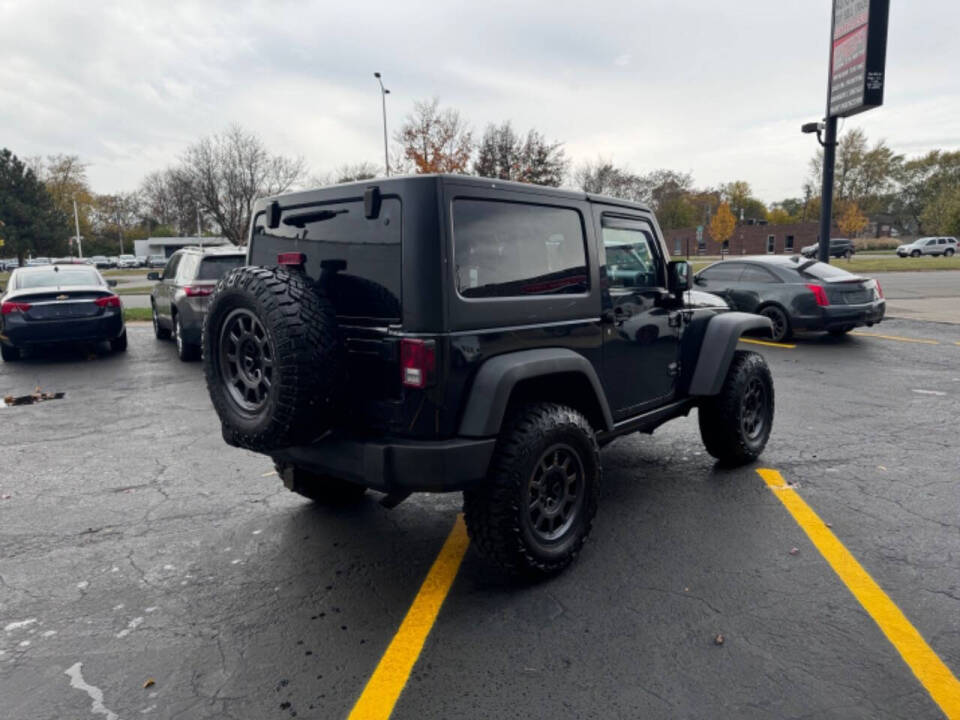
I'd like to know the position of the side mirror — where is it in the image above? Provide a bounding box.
[667,260,691,296]
[147,272,160,281]
[107,279,118,288]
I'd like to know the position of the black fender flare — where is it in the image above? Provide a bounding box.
[688,312,773,396]
[458,348,614,437]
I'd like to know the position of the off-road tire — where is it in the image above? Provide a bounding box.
[463,403,600,579]
[203,266,342,452]
[174,314,200,362]
[759,305,792,343]
[275,461,366,504]
[152,303,170,339]
[0,344,20,362]
[698,350,774,466]
[110,330,128,353]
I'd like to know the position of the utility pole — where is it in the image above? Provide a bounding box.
[374,72,390,177]
[817,117,838,264]
[197,207,203,250]
[73,197,83,259]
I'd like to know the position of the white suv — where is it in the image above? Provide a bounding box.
[897,237,957,258]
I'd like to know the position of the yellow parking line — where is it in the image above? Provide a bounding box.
[851,331,940,345]
[739,338,796,349]
[758,469,960,718]
[348,515,470,720]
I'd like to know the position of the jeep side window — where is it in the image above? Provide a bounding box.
[601,221,662,289]
[453,199,588,299]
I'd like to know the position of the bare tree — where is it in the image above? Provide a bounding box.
[473,122,567,187]
[395,98,473,174]
[181,125,306,244]
[573,159,647,201]
[140,168,198,235]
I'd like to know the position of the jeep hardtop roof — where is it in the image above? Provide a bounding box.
[257,173,653,215]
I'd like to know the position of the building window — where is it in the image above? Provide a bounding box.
[767,235,776,254]
[786,235,795,252]
[674,237,682,255]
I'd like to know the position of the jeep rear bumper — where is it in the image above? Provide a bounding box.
[272,435,497,493]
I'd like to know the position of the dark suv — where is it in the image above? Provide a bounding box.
[801,238,855,259]
[149,246,245,360]
[202,175,775,577]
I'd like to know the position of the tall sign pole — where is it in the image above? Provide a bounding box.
[817,0,890,264]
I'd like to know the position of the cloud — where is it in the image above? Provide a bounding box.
[1,0,958,202]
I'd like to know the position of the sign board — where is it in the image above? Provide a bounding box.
[696,225,704,244]
[829,0,890,118]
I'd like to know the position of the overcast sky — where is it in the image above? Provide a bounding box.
[2,0,958,203]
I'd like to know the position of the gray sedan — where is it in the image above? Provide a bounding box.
[694,256,885,342]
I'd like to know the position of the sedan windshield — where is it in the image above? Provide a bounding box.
[17,268,102,289]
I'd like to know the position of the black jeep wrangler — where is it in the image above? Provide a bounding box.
[202,175,774,577]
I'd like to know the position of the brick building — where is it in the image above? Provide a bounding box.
[664,222,823,257]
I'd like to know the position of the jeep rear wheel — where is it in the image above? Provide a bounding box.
[463,403,599,579]
[203,266,342,452]
[698,350,774,466]
[275,461,366,504]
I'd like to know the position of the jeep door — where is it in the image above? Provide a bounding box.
[596,212,680,419]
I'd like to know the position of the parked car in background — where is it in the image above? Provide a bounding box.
[116,254,139,269]
[135,256,148,267]
[89,256,110,269]
[1,259,19,271]
[26,257,52,267]
[149,246,245,361]
[147,255,166,268]
[896,237,957,257]
[107,256,120,268]
[694,256,885,342]
[0,264,126,361]
[800,238,855,259]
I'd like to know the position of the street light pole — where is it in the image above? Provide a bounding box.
[374,72,390,177]
[817,117,838,264]
[72,197,83,259]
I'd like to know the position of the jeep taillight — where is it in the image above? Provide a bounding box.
[400,339,436,389]
[278,252,306,267]
[806,284,829,307]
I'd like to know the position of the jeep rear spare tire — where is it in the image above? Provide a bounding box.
[203,266,342,452]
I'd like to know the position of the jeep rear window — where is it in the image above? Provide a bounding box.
[453,200,587,299]
[252,197,401,321]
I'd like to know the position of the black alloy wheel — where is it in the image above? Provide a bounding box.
[760,306,791,343]
[219,308,274,414]
[525,444,586,543]
[739,377,768,443]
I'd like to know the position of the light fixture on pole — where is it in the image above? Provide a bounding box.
[374,72,390,177]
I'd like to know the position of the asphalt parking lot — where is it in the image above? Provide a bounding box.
[1,320,959,719]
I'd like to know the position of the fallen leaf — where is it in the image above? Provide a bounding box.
[789,547,799,555]
[714,634,725,646]
[877,466,887,471]
[1,494,11,500]
[143,678,155,689]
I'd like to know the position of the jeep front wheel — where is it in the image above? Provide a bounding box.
[203,266,342,452]
[463,403,600,578]
[698,350,774,466]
